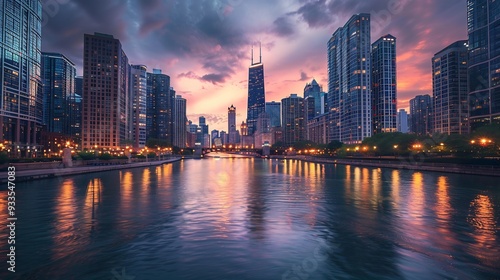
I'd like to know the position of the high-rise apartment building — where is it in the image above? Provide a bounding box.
[282,94,305,145]
[0,0,43,151]
[41,52,76,135]
[467,0,500,130]
[372,34,397,134]
[82,33,129,150]
[247,44,266,135]
[410,95,433,136]
[328,14,372,144]
[433,40,469,135]
[173,95,187,148]
[129,65,147,148]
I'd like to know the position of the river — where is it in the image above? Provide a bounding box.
[0,158,499,279]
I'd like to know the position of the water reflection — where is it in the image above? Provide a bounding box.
[467,194,499,267]
[1,159,499,279]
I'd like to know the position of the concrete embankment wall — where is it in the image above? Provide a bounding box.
[271,156,500,177]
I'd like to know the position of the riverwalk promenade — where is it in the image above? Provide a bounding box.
[272,155,500,177]
[0,157,182,183]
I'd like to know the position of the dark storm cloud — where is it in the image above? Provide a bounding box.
[295,0,337,28]
[42,0,252,78]
[178,71,229,85]
[271,17,296,37]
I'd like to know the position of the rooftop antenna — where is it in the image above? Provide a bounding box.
[251,44,254,65]
[259,41,262,64]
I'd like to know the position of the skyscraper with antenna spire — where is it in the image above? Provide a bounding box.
[247,42,266,135]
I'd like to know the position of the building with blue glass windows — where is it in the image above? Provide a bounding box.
[328,14,372,144]
[467,0,500,130]
[130,65,148,148]
[247,44,266,135]
[432,40,469,135]
[372,34,397,134]
[41,52,76,135]
[0,0,43,153]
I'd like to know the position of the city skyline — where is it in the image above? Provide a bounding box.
[41,0,467,132]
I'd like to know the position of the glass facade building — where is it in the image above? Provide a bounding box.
[247,46,265,135]
[173,95,187,148]
[467,0,500,130]
[328,14,372,144]
[372,34,397,134]
[265,101,281,127]
[303,79,324,118]
[82,33,129,150]
[0,0,43,151]
[130,65,147,148]
[410,95,433,136]
[146,69,174,144]
[433,40,469,135]
[41,52,76,135]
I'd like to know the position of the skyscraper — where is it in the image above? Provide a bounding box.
[82,33,129,150]
[173,95,187,148]
[303,79,324,118]
[41,52,76,135]
[228,105,238,144]
[433,40,469,135]
[0,0,43,151]
[410,95,433,136]
[282,94,305,146]
[328,14,372,144]
[265,101,281,127]
[69,76,83,142]
[372,34,397,134]
[397,109,409,133]
[129,65,147,148]
[146,69,174,144]
[467,0,500,130]
[247,43,266,135]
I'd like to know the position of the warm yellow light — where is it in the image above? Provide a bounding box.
[393,145,398,149]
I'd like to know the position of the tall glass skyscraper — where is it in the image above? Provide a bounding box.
[328,14,372,144]
[130,65,147,148]
[146,69,173,144]
[467,0,500,130]
[372,34,397,134]
[433,40,469,135]
[41,52,76,135]
[247,44,265,135]
[173,95,187,148]
[82,33,129,150]
[0,0,43,151]
[265,101,281,127]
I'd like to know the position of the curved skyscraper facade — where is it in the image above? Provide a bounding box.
[0,0,43,153]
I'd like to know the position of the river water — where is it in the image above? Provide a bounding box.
[1,158,499,279]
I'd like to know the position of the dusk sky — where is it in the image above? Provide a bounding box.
[42,0,467,132]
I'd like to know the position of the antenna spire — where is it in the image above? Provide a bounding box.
[251,44,254,65]
[259,41,262,64]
